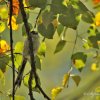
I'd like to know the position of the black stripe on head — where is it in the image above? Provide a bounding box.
[31,31,38,35]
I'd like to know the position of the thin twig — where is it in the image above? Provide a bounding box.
[34,9,42,29]
[9,0,15,100]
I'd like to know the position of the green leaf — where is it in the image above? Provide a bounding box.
[42,10,55,26]
[47,23,55,39]
[38,42,46,57]
[82,12,94,23]
[29,0,47,9]
[38,23,55,39]
[54,40,66,54]
[57,24,64,36]
[14,42,24,53]
[51,0,68,14]
[71,52,87,71]
[88,35,99,49]
[35,56,41,70]
[16,11,29,24]
[71,75,81,86]
[0,69,5,85]
[14,42,24,69]
[58,5,79,29]
[16,11,23,24]
[0,54,10,72]
[10,95,25,100]
[22,23,33,36]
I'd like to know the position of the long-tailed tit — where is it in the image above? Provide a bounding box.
[15,31,40,87]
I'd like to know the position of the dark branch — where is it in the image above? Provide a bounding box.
[9,0,15,100]
[18,0,51,100]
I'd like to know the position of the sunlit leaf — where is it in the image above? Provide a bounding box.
[10,95,25,100]
[7,16,18,30]
[0,7,8,19]
[62,73,70,87]
[0,21,6,33]
[71,52,87,71]
[83,42,91,50]
[91,63,99,71]
[62,0,69,6]
[14,42,24,53]
[54,40,66,54]
[0,40,10,53]
[51,87,63,100]
[14,42,23,69]
[95,12,100,26]
[38,42,46,57]
[57,24,64,36]
[87,24,98,36]
[71,75,81,86]
[23,74,36,89]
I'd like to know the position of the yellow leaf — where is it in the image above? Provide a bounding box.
[37,16,43,25]
[0,7,8,19]
[74,59,85,68]
[38,42,46,57]
[62,0,69,6]
[7,16,18,30]
[62,73,70,87]
[95,12,100,26]
[51,87,63,100]
[23,74,36,89]
[0,21,6,33]
[91,63,99,71]
[0,40,10,54]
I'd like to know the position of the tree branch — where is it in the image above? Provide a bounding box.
[18,0,50,100]
[9,0,15,100]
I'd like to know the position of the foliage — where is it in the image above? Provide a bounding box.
[0,0,100,100]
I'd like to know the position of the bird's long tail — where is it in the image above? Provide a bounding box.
[15,57,27,88]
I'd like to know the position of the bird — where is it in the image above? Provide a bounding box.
[15,31,40,88]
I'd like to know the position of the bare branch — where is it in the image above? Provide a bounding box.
[9,0,15,100]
